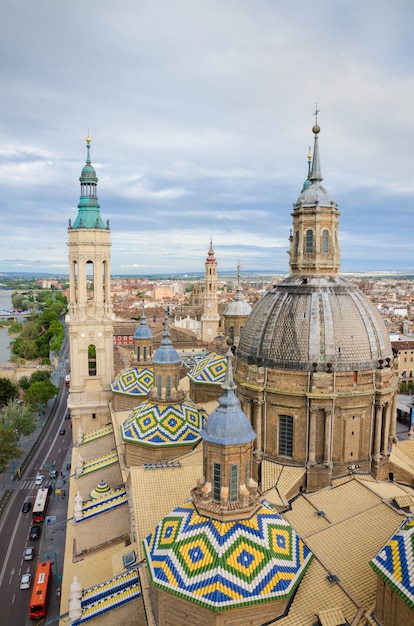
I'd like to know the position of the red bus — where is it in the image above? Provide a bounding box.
[29,560,52,620]
[32,488,49,523]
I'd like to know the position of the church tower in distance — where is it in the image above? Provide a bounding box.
[66,137,114,435]
[201,239,220,342]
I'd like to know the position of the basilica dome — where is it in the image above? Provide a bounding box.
[237,273,391,372]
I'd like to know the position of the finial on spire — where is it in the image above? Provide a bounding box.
[312,103,321,135]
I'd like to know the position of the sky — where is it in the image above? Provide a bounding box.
[1,0,414,276]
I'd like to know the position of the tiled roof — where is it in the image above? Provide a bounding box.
[81,450,118,475]
[121,401,202,447]
[261,460,306,506]
[369,517,414,609]
[77,487,128,522]
[81,424,114,444]
[111,366,153,396]
[72,568,141,624]
[144,500,312,611]
[284,480,406,610]
[187,352,227,385]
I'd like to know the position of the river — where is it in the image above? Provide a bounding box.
[0,290,13,364]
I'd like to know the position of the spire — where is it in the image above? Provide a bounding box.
[290,108,341,275]
[71,136,106,230]
[152,311,180,365]
[133,303,154,339]
[202,347,256,445]
[206,238,216,264]
[300,146,313,193]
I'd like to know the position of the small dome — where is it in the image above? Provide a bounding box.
[133,308,154,339]
[152,315,180,365]
[121,401,202,447]
[90,479,111,499]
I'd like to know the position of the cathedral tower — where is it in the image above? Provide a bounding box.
[200,239,220,342]
[236,116,397,489]
[66,137,114,435]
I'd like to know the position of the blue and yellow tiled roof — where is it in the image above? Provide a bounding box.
[187,353,227,385]
[143,500,312,610]
[121,402,203,447]
[369,517,414,609]
[111,367,153,396]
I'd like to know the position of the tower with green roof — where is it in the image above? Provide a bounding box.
[66,137,114,435]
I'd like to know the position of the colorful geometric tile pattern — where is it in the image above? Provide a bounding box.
[187,353,227,385]
[144,500,313,610]
[77,487,128,522]
[81,424,113,445]
[369,517,414,609]
[121,402,203,447]
[72,568,141,624]
[111,366,153,396]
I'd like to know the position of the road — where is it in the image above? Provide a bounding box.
[0,381,71,626]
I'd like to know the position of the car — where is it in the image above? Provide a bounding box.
[65,413,71,420]
[29,526,41,541]
[50,469,57,479]
[23,547,35,561]
[35,474,44,486]
[20,573,32,590]
[22,501,32,513]
[59,429,66,435]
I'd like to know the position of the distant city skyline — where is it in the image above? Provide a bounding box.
[1,1,414,275]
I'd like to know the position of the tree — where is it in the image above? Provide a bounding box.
[24,380,59,409]
[18,375,30,390]
[2,399,36,438]
[0,377,18,408]
[0,423,20,471]
[29,370,51,385]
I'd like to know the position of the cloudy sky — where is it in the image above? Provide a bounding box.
[1,0,413,276]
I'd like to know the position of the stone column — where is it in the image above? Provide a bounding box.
[253,401,262,458]
[308,408,317,464]
[323,408,332,465]
[381,402,391,456]
[390,393,398,443]
[373,402,383,461]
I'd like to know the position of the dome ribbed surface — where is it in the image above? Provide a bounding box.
[237,274,392,372]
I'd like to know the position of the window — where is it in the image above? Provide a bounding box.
[143,346,147,362]
[157,374,162,397]
[305,230,313,253]
[213,463,221,501]
[88,344,96,376]
[137,346,140,361]
[322,229,329,253]
[166,375,171,397]
[229,326,235,343]
[279,415,293,457]
[229,464,239,502]
[295,231,299,254]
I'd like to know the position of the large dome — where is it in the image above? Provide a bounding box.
[237,274,392,372]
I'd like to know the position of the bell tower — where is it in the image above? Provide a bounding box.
[201,239,220,342]
[66,137,114,435]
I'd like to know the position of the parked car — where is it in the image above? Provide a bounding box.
[59,429,66,435]
[22,502,31,513]
[29,526,41,541]
[50,469,57,479]
[20,573,32,589]
[23,547,35,561]
[35,474,44,486]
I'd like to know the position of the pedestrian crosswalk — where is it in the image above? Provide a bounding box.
[19,479,42,491]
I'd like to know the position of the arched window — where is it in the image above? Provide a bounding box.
[229,326,235,343]
[295,231,299,254]
[88,344,96,376]
[306,230,313,253]
[143,346,147,362]
[157,374,162,397]
[166,375,171,397]
[137,346,140,361]
[322,229,329,253]
[279,415,293,457]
